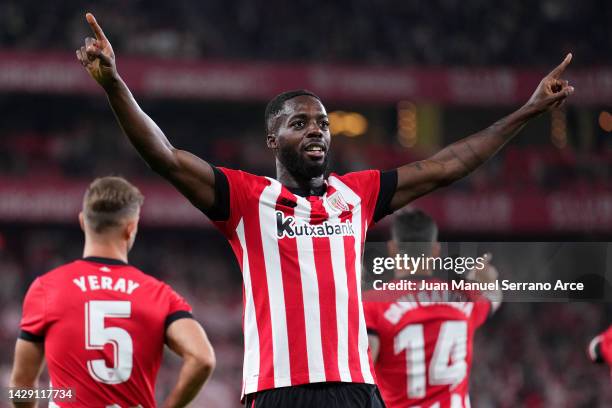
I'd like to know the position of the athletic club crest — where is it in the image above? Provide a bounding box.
[326,191,349,212]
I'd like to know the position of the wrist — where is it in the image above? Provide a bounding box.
[519,100,545,118]
[102,73,122,93]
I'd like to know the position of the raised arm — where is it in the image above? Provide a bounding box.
[76,13,216,212]
[390,54,575,211]
[466,253,502,314]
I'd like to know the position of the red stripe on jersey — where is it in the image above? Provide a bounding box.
[342,202,364,382]
[310,197,340,380]
[243,180,275,391]
[232,234,248,360]
[275,188,309,384]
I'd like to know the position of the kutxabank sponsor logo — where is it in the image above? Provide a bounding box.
[276,211,354,238]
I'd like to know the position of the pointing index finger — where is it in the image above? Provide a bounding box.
[549,53,572,78]
[86,12,107,42]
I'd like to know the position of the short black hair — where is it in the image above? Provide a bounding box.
[265,89,321,134]
[391,208,438,258]
[391,208,438,243]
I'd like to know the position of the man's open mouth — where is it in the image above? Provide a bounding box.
[304,143,326,159]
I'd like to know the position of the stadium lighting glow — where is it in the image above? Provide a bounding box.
[397,101,417,147]
[599,111,612,132]
[329,111,368,137]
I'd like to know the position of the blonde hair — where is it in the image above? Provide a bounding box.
[83,177,144,233]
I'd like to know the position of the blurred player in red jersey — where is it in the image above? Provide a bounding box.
[76,11,572,407]
[9,177,215,408]
[363,209,501,408]
[588,325,612,376]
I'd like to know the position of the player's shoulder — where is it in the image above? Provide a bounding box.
[117,265,168,288]
[215,166,274,204]
[36,260,83,282]
[217,166,270,185]
[329,169,380,184]
[327,169,382,197]
[327,170,380,201]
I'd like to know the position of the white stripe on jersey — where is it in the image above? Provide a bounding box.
[294,196,326,383]
[259,179,291,387]
[237,219,260,396]
[329,176,375,384]
[320,192,352,382]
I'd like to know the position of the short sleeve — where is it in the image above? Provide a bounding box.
[19,278,47,341]
[202,166,231,221]
[374,170,397,222]
[164,285,193,330]
[211,167,253,236]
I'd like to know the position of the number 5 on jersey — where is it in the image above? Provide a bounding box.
[85,301,133,384]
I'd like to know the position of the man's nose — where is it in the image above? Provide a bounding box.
[306,122,323,137]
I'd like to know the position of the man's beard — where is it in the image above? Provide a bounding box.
[278,145,330,180]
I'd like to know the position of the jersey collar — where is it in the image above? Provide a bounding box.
[285,179,329,197]
[82,256,128,266]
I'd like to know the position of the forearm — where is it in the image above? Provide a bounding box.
[12,401,37,408]
[104,77,177,172]
[10,340,44,408]
[431,103,540,183]
[161,357,213,408]
[9,380,38,408]
[11,396,37,408]
[10,378,39,407]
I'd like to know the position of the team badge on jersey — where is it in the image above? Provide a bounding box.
[326,191,349,212]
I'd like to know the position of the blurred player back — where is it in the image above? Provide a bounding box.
[20,257,193,407]
[364,278,491,408]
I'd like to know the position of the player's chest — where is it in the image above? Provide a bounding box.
[258,191,360,240]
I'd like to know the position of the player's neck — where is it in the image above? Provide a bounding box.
[82,237,129,264]
[276,162,326,195]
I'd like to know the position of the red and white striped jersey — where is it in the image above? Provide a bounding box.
[363,278,491,408]
[211,167,395,397]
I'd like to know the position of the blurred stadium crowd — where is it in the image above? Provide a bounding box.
[0,97,610,195]
[0,0,609,65]
[1,0,611,407]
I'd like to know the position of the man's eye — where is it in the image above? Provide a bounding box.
[292,121,305,128]
[321,121,330,129]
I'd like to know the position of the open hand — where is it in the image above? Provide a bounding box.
[525,53,575,112]
[76,13,118,89]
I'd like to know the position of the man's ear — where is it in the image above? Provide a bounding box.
[78,212,85,232]
[266,133,278,149]
[125,218,138,238]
